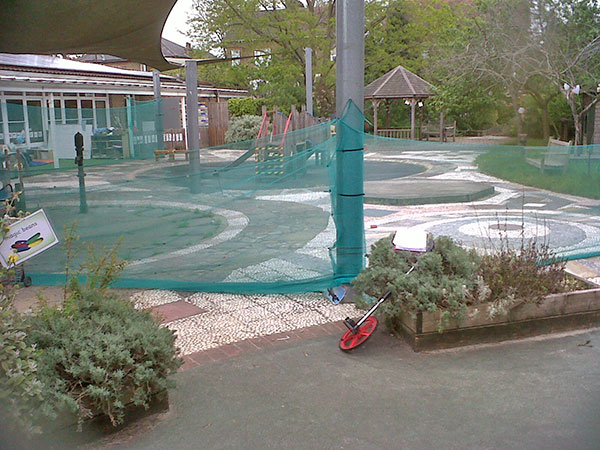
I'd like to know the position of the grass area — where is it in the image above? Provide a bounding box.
[476,148,600,199]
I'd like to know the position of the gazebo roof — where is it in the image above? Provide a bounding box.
[365,65,435,100]
[0,0,179,71]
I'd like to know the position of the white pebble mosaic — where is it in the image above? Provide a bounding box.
[129,289,361,355]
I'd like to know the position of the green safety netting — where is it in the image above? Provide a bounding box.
[3,98,600,292]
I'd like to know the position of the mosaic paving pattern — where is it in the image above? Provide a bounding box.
[363,151,600,259]
[132,290,361,356]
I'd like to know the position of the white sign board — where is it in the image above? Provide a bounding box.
[393,228,432,253]
[48,123,93,165]
[0,209,59,267]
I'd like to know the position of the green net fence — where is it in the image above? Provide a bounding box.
[4,98,600,292]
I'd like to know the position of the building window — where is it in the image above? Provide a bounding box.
[26,100,43,143]
[53,100,62,124]
[65,99,78,124]
[254,49,271,65]
[6,99,25,144]
[81,100,93,126]
[95,100,107,128]
[231,49,241,66]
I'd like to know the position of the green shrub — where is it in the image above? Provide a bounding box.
[0,288,44,436]
[353,233,580,331]
[352,236,479,330]
[228,97,264,117]
[21,227,182,429]
[225,115,263,143]
[26,283,182,428]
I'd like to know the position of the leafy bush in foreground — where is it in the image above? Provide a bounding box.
[352,236,480,330]
[26,283,182,428]
[0,288,44,436]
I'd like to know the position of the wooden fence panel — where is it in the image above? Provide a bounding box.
[208,102,229,147]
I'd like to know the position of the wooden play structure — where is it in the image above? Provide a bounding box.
[254,105,324,178]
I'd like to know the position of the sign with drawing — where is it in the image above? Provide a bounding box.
[0,209,59,267]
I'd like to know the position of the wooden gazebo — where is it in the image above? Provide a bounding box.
[364,64,434,140]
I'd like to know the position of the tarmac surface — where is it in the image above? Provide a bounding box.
[94,327,600,450]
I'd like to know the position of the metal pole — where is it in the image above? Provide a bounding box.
[185,61,201,193]
[335,0,365,282]
[126,96,135,158]
[153,70,165,151]
[74,132,87,214]
[305,48,313,116]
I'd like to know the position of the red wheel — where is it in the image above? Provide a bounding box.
[339,316,378,352]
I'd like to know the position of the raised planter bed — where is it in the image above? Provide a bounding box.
[399,288,600,352]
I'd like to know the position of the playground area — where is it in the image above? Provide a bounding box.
[12,121,600,293]
[19,142,426,290]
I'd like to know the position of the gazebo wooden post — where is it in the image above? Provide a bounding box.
[419,101,423,140]
[440,110,445,142]
[410,98,416,140]
[373,99,379,135]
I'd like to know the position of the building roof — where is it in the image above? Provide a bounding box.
[77,38,190,65]
[0,0,178,71]
[364,65,435,100]
[0,53,164,79]
[0,53,248,99]
[161,39,190,60]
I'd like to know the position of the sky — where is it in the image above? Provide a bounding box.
[162,0,195,46]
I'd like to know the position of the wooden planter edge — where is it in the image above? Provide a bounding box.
[398,288,600,352]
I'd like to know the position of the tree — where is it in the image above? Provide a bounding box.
[187,0,337,115]
[431,0,542,136]
[533,0,600,144]
[524,75,560,141]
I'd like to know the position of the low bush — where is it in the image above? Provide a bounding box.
[352,236,480,330]
[26,282,182,428]
[0,286,44,438]
[225,115,262,143]
[353,234,580,331]
[16,227,182,431]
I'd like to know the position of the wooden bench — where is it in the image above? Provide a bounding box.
[525,137,571,173]
[154,149,189,161]
[421,121,456,142]
[422,123,441,141]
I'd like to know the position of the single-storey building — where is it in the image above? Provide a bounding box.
[0,53,247,156]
